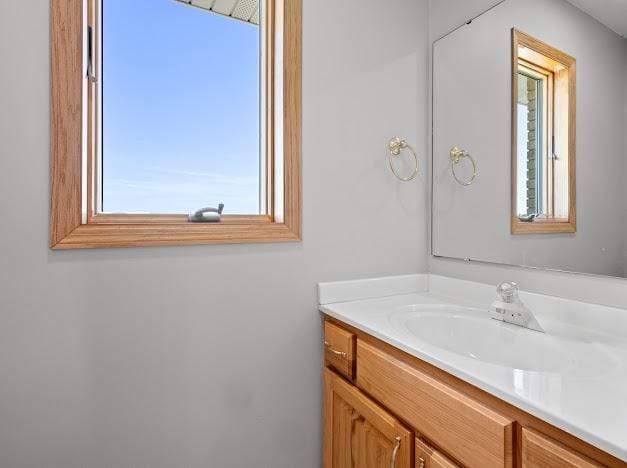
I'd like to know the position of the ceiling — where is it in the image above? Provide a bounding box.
[171,0,626,36]
[173,0,259,25]
[566,0,627,37]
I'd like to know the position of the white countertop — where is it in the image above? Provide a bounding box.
[318,274,627,462]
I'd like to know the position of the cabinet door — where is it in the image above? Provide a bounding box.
[324,368,413,468]
[521,428,603,468]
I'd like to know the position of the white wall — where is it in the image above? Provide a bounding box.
[429,0,627,309]
[0,1,429,467]
[432,0,627,277]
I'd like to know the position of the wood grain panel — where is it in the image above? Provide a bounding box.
[356,340,514,468]
[522,428,603,468]
[52,222,300,249]
[50,0,83,247]
[282,0,302,240]
[415,438,460,468]
[324,321,356,380]
[324,368,413,468]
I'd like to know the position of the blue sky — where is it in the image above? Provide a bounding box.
[103,0,260,214]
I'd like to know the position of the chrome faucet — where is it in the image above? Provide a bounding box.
[489,282,544,332]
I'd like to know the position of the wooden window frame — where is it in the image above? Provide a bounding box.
[51,0,301,249]
[511,28,576,235]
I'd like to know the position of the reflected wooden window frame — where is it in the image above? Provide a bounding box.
[511,28,576,234]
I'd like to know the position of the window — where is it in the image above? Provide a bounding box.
[102,0,261,215]
[511,29,575,234]
[51,0,301,248]
[517,65,548,218]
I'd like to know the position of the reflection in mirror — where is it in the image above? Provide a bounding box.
[432,0,627,278]
[512,29,576,233]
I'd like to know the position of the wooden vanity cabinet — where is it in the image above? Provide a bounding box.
[322,318,627,468]
[324,368,413,468]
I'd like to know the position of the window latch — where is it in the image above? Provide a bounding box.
[87,25,96,82]
[188,204,224,223]
[518,213,537,222]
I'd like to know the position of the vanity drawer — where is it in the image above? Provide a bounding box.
[415,438,460,468]
[521,428,603,468]
[356,340,514,468]
[324,321,355,379]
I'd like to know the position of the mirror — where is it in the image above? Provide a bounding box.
[432,0,627,277]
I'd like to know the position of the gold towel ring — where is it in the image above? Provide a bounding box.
[450,146,477,186]
[388,137,419,181]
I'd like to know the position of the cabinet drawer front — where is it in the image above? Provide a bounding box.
[521,428,603,468]
[356,340,514,468]
[415,438,460,468]
[324,321,355,379]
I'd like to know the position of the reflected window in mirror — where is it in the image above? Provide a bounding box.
[511,29,576,234]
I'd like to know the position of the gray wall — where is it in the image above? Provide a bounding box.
[429,0,627,309]
[624,44,627,271]
[0,1,428,467]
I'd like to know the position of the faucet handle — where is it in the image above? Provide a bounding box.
[496,282,519,303]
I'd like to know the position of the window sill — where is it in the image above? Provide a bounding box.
[511,218,576,234]
[51,221,300,249]
[89,214,274,225]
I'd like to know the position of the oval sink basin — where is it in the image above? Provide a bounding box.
[389,305,575,372]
